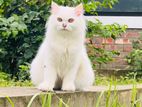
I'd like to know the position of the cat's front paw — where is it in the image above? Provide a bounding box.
[62,83,75,91]
[38,82,53,92]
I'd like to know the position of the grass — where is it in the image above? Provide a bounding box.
[1,72,142,87]
[26,92,69,107]
[95,72,142,85]
[0,71,32,87]
[0,79,32,87]
[0,70,142,87]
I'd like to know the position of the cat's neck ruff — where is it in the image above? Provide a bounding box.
[46,27,85,41]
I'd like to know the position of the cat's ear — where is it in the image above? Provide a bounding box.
[51,1,59,14]
[75,3,84,16]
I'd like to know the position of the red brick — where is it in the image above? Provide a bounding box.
[117,52,129,58]
[105,45,123,51]
[105,45,112,50]
[112,64,128,69]
[92,37,103,44]
[87,30,142,70]
[115,38,124,44]
[110,45,115,50]
[105,45,115,50]
[114,45,124,51]
[101,63,113,69]
[85,38,91,44]
[129,38,139,42]
[101,38,115,44]
[123,45,133,52]
[105,38,114,44]
[115,38,131,44]
[123,32,140,38]
[123,38,131,44]
[102,38,106,44]
[113,58,128,65]
[94,44,104,48]
[114,45,123,51]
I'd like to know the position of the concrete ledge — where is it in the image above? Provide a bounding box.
[1,85,142,107]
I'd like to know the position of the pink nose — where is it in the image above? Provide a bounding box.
[62,24,67,28]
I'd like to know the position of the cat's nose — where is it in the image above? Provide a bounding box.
[62,23,67,28]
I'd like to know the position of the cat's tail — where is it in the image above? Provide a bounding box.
[30,56,44,86]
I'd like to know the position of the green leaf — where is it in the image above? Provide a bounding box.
[24,52,33,59]
[8,16,15,23]
[0,0,3,6]
[12,30,18,37]
[83,0,88,4]
[10,22,19,28]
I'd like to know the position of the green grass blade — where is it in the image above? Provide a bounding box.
[95,91,105,107]
[132,96,142,107]
[41,94,48,107]
[27,92,41,107]
[6,96,15,107]
[58,98,63,107]
[131,73,137,107]
[106,79,112,107]
[55,95,69,107]
[46,93,52,107]
[111,80,119,107]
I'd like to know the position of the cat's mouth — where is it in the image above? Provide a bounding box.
[57,26,71,32]
[61,28,69,31]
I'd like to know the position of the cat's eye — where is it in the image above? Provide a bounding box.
[57,17,62,22]
[68,18,74,23]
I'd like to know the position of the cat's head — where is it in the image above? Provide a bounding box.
[47,2,85,33]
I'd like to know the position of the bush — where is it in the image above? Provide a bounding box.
[0,71,10,81]
[0,0,49,78]
[87,20,126,68]
[0,0,126,80]
[0,71,32,86]
[126,33,142,71]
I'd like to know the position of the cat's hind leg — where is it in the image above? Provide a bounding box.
[75,57,95,91]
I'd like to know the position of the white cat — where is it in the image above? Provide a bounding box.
[30,2,94,91]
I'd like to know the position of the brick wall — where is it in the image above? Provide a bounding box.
[91,29,142,70]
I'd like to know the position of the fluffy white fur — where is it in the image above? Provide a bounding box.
[30,2,94,91]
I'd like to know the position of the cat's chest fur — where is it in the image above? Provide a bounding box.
[47,35,81,77]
